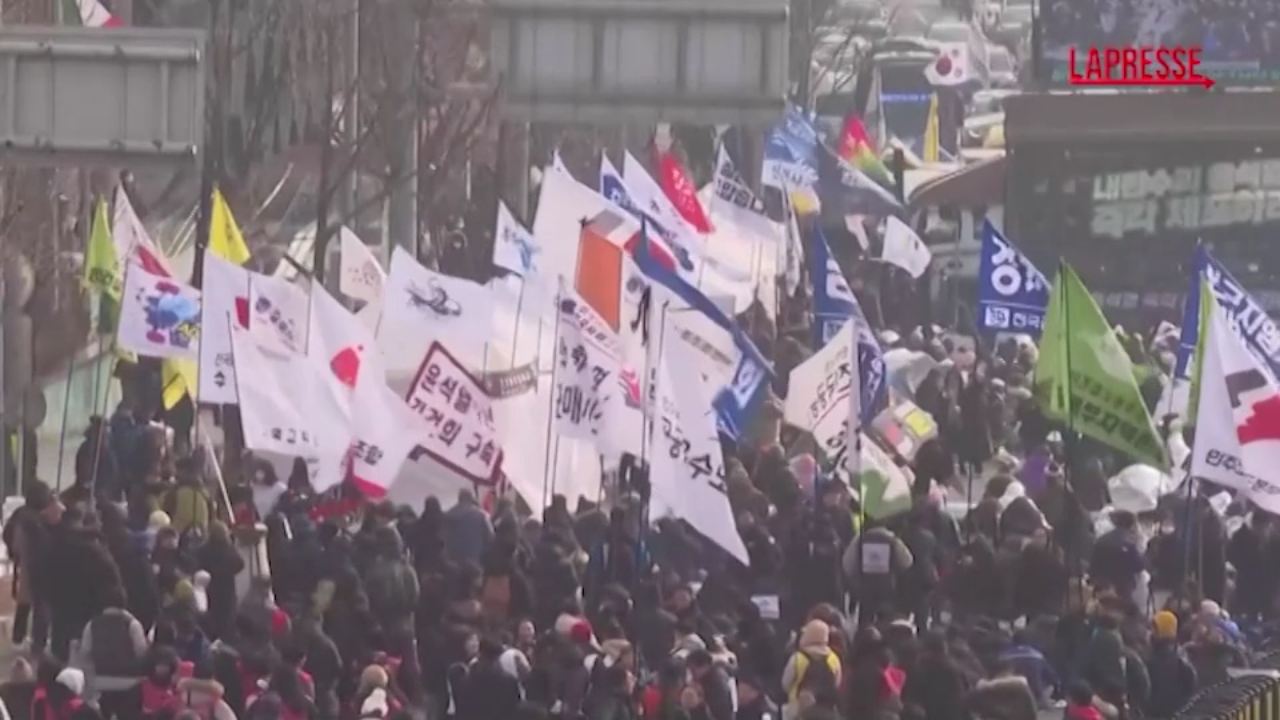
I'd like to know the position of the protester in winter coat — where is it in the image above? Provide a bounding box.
[780,620,841,720]
[75,586,148,713]
[1146,611,1196,717]
[364,526,419,636]
[964,661,1039,720]
[175,663,238,720]
[443,489,495,566]
[843,524,914,628]
[74,417,118,501]
[34,667,102,720]
[162,457,212,535]
[997,631,1058,706]
[901,632,970,720]
[50,516,126,661]
[735,674,778,720]
[139,649,181,718]
[842,628,904,720]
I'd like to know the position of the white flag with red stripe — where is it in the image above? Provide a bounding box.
[308,285,420,497]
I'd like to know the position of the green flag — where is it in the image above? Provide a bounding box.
[83,198,122,336]
[855,433,913,520]
[1035,263,1168,469]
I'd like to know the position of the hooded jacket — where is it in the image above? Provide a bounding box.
[780,621,841,720]
[176,677,238,720]
[964,675,1038,720]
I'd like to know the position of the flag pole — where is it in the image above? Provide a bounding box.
[1057,260,1086,606]
[540,287,562,510]
[52,349,77,490]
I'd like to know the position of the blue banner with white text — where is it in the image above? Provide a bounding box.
[976,222,1049,337]
[812,225,885,423]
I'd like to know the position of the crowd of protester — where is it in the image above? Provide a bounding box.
[0,305,1277,720]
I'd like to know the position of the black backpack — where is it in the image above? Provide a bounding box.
[798,651,839,706]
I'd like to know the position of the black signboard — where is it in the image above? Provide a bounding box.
[1008,142,1280,321]
[1039,0,1280,87]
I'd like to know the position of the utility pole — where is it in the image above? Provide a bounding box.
[340,0,361,229]
[382,0,418,263]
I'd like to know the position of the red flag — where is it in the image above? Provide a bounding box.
[656,151,713,234]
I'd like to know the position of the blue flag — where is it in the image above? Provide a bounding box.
[815,143,905,219]
[811,225,885,422]
[763,105,821,190]
[631,228,773,440]
[1174,245,1280,381]
[763,105,904,219]
[976,222,1049,337]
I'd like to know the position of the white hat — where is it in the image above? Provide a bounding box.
[56,668,84,695]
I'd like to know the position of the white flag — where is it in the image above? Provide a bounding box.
[785,320,858,468]
[551,151,571,177]
[339,227,385,305]
[552,290,624,446]
[111,189,170,274]
[198,254,250,403]
[117,263,201,361]
[649,330,748,564]
[493,201,541,278]
[709,145,776,240]
[308,284,420,495]
[230,321,346,462]
[881,217,932,278]
[383,246,495,356]
[1191,294,1280,512]
[248,273,310,354]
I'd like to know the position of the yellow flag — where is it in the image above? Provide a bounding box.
[922,94,940,164]
[84,198,122,299]
[210,188,252,265]
[161,358,199,410]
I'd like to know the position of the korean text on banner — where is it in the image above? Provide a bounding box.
[649,331,747,564]
[977,222,1048,336]
[1176,245,1280,382]
[1190,294,1280,513]
[1035,263,1167,469]
[230,322,330,459]
[117,263,202,361]
[339,227,385,305]
[404,342,504,484]
[248,273,309,354]
[553,293,623,444]
[811,227,885,423]
[711,145,775,239]
[198,255,250,404]
[783,319,863,474]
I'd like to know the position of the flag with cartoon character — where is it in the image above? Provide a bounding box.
[117,262,203,361]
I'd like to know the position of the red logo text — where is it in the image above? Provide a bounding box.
[1067,47,1215,88]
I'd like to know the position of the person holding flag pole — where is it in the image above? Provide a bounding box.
[62,195,123,497]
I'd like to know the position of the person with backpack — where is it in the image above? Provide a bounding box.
[780,620,841,720]
[73,588,148,718]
